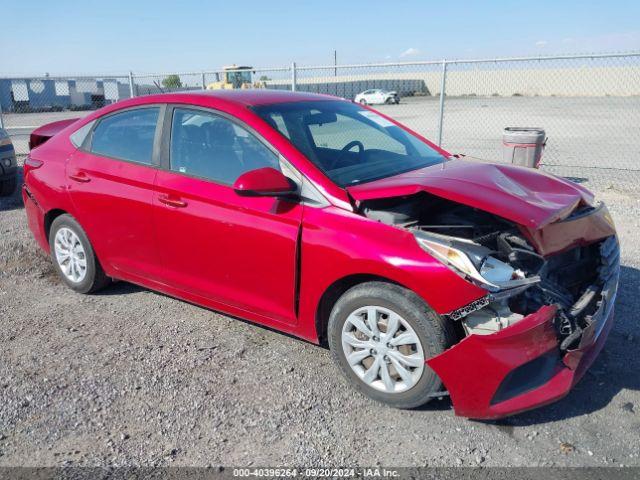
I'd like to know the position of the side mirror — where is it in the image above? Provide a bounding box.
[233,167,298,197]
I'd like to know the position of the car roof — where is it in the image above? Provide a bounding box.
[132,89,341,107]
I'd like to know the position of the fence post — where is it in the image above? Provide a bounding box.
[0,100,4,130]
[437,59,448,147]
[201,72,207,90]
[291,62,297,92]
[128,71,136,98]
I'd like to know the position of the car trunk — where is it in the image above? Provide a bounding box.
[29,118,80,150]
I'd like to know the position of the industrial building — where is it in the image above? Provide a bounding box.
[0,77,130,113]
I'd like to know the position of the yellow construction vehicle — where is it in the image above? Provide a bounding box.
[206,65,266,90]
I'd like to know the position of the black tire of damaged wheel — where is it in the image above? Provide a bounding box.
[327,281,455,409]
[48,214,111,294]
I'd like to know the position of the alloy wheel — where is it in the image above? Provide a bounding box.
[341,305,425,393]
[54,227,88,283]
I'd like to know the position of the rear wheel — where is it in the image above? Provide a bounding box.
[328,281,453,409]
[49,214,110,294]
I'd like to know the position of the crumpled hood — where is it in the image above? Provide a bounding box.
[347,159,595,229]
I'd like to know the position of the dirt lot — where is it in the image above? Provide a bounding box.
[1,165,640,468]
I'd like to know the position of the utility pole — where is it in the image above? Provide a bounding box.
[291,62,297,92]
[437,60,448,147]
[334,50,337,76]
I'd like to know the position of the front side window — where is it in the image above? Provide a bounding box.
[253,101,445,187]
[90,108,159,164]
[170,108,280,185]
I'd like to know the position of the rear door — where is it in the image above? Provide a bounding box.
[66,106,164,280]
[153,106,303,325]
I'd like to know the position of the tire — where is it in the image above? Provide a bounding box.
[359,98,367,105]
[48,214,110,294]
[328,281,454,409]
[0,176,17,197]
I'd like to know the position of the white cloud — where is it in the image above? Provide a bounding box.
[562,37,575,44]
[535,40,548,47]
[399,47,421,58]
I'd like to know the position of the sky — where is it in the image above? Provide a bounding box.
[1,0,639,76]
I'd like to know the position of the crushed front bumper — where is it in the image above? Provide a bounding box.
[427,236,619,419]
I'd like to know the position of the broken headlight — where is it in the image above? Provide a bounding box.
[413,230,534,292]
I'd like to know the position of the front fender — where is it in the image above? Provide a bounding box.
[296,206,486,342]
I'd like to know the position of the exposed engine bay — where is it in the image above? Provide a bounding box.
[360,192,619,351]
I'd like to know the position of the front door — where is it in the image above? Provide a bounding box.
[153,107,303,325]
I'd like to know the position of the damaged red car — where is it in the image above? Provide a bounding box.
[23,90,619,419]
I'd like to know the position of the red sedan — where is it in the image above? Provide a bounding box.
[23,90,619,419]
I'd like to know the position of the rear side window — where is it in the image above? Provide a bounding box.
[90,108,159,164]
[70,120,95,148]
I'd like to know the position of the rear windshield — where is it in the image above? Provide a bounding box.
[252,100,445,187]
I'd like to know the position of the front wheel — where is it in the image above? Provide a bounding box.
[359,98,367,105]
[49,214,111,294]
[328,282,453,409]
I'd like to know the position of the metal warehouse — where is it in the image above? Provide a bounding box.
[0,78,130,113]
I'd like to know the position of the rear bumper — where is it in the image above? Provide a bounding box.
[427,237,619,419]
[0,149,17,180]
[22,184,50,252]
[0,169,16,181]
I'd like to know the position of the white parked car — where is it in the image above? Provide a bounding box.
[354,89,400,105]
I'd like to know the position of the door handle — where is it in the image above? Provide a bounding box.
[158,195,188,208]
[69,171,91,183]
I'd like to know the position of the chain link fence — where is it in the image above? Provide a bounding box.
[2,52,639,191]
[293,62,445,141]
[0,75,130,154]
[437,53,640,192]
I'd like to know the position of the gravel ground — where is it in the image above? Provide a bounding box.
[1,169,640,468]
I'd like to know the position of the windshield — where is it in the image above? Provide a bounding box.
[226,70,252,88]
[252,100,446,187]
